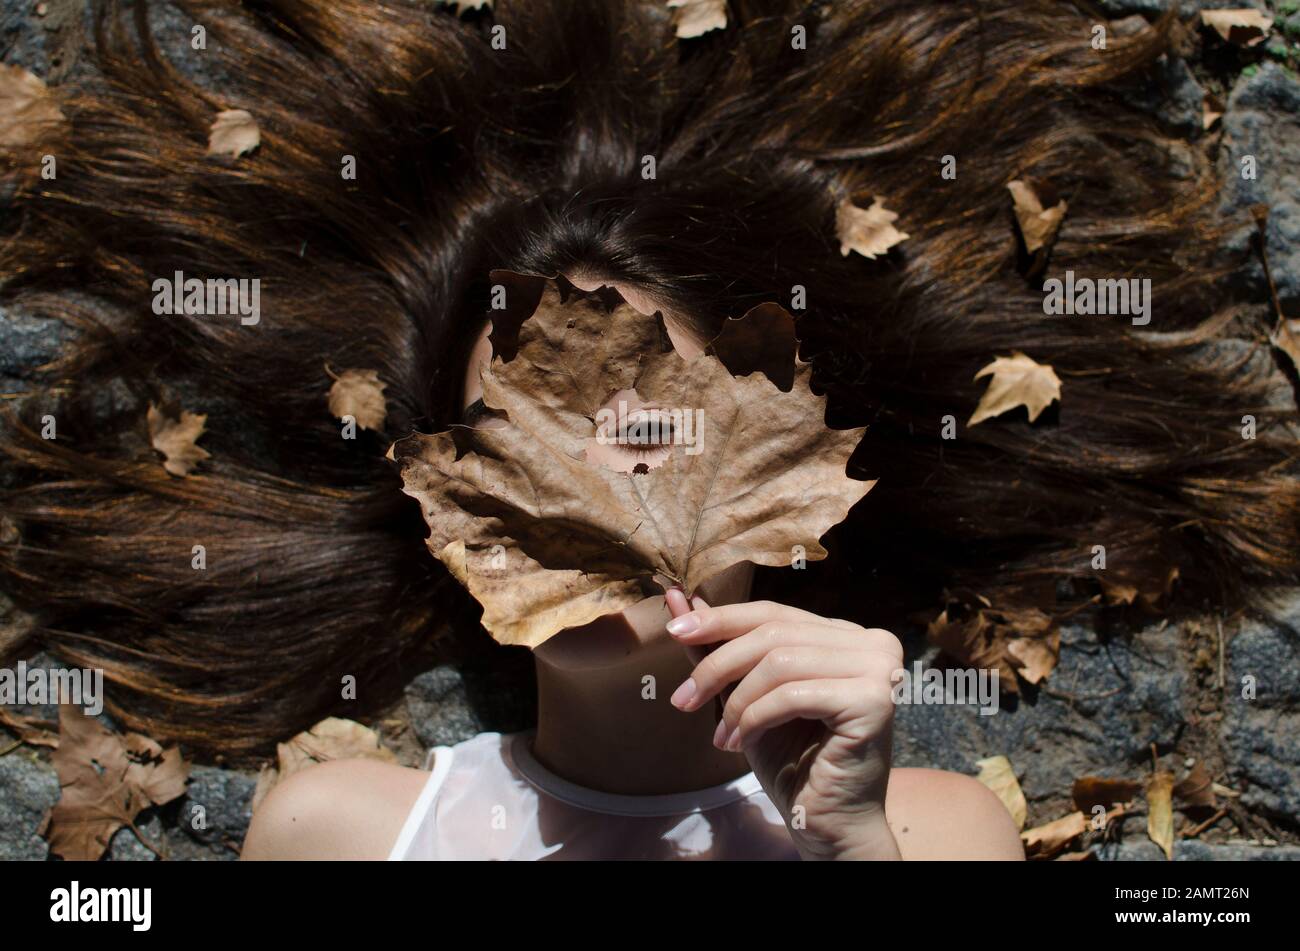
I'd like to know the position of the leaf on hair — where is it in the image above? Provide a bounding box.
[147,403,211,477]
[836,197,909,260]
[968,351,1061,426]
[206,108,260,158]
[327,367,389,432]
[1007,179,1067,254]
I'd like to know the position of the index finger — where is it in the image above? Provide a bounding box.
[665,598,859,646]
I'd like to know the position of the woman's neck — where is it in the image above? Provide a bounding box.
[531,636,751,796]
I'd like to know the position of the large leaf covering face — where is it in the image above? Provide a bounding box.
[395,277,874,648]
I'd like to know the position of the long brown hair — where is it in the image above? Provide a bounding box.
[2,0,1296,761]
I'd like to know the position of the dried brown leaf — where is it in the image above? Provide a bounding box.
[207,108,260,158]
[251,717,396,812]
[147,403,210,477]
[1022,811,1088,859]
[968,351,1061,427]
[42,705,189,861]
[1073,775,1142,814]
[928,595,1058,693]
[836,197,909,260]
[396,278,873,647]
[1200,9,1273,47]
[1174,761,1217,810]
[1007,180,1067,254]
[327,367,388,431]
[0,63,65,153]
[975,755,1028,830]
[1147,770,1176,860]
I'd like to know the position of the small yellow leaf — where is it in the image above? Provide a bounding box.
[327,367,388,432]
[836,197,909,260]
[1147,770,1176,860]
[976,755,1028,830]
[968,351,1061,427]
[147,403,210,477]
[1007,180,1067,254]
[1200,9,1273,47]
[207,109,260,158]
[668,0,727,38]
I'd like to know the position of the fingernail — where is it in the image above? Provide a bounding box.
[666,613,699,635]
[712,718,729,749]
[670,678,697,709]
[724,726,742,752]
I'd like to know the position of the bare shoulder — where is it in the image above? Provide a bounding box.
[241,756,435,861]
[884,767,1026,861]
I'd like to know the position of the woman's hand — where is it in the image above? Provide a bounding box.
[664,591,905,861]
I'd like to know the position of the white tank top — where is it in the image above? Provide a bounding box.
[386,730,801,860]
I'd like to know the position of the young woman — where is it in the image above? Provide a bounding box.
[2,0,1296,859]
[241,301,1026,860]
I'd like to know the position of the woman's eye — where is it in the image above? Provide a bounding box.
[617,412,675,452]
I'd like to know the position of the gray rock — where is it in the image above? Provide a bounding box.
[0,307,68,377]
[404,665,491,750]
[892,619,1190,820]
[1097,838,1300,860]
[1221,591,1300,824]
[1096,0,1199,15]
[0,752,58,860]
[176,763,254,858]
[1122,55,1206,135]
[110,813,164,861]
[1219,62,1300,312]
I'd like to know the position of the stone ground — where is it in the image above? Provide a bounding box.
[1,0,1299,860]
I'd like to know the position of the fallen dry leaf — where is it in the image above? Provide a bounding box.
[251,717,397,813]
[327,367,388,431]
[1022,811,1088,859]
[206,108,260,158]
[836,197,909,260]
[1098,563,1179,611]
[395,277,873,647]
[147,403,210,477]
[928,593,1059,693]
[1007,180,1067,254]
[668,0,727,38]
[976,755,1028,830]
[1200,9,1273,47]
[1147,770,1176,860]
[41,705,189,861]
[1174,761,1217,810]
[1073,776,1142,814]
[0,63,65,153]
[968,351,1061,427]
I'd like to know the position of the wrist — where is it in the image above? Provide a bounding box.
[827,811,903,861]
